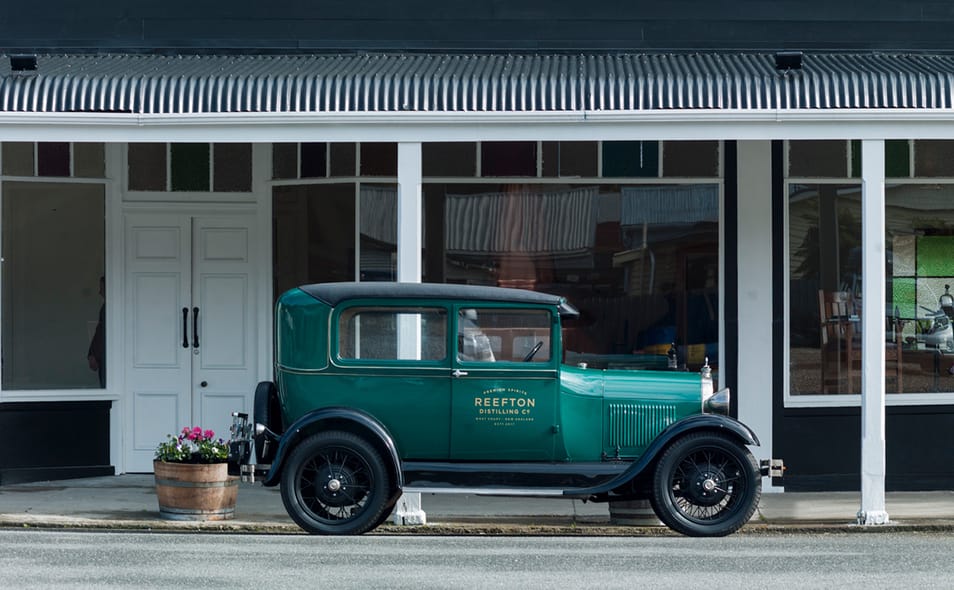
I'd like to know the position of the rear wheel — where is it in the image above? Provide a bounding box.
[280,431,390,535]
[650,432,760,537]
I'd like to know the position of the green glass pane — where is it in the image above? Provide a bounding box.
[885,140,910,178]
[893,277,917,320]
[171,143,210,191]
[917,236,954,276]
[602,141,658,177]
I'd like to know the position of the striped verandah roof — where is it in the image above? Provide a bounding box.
[1,52,953,114]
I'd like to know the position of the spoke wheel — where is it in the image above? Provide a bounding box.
[281,431,390,535]
[650,432,760,537]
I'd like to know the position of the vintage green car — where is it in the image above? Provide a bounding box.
[230,282,779,537]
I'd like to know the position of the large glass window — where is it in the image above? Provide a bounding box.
[271,141,721,373]
[788,182,954,395]
[2,182,106,389]
[425,182,720,372]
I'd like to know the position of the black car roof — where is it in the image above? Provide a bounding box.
[297,282,579,317]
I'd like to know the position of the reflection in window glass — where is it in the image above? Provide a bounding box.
[425,182,719,372]
[272,184,355,298]
[338,307,446,360]
[359,184,397,281]
[2,182,106,389]
[788,183,954,395]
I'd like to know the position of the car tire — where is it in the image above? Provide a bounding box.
[649,432,761,537]
[253,381,281,464]
[280,431,390,535]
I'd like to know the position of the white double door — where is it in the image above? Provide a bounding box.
[124,212,258,472]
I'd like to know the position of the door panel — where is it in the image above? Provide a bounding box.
[125,213,256,473]
[192,218,256,444]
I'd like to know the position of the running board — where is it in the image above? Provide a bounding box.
[403,487,570,497]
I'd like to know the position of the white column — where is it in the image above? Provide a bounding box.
[858,140,889,525]
[735,141,779,490]
[396,142,423,283]
[392,141,426,525]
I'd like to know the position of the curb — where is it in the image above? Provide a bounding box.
[4,515,954,536]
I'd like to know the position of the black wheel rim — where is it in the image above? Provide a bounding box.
[666,446,747,523]
[295,445,373,523]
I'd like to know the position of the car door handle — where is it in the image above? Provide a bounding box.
[452,369,468,377]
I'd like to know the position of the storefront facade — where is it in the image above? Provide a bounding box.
[3,3,954,494]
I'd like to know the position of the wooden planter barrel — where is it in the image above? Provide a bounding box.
[153,460,238,521]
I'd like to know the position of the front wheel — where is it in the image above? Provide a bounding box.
[650,432,761,537]
[280,431,391,535]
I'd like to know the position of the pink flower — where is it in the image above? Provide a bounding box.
[203,429,215,440]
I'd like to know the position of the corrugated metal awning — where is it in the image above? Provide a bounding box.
[2,52,954,114]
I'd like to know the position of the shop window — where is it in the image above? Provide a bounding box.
[480,142,536,177]
[2,142,106,179]
[128,143,252,192]
[213,144,253,191]
[849,140,910,178]
[128,143,167,190]
[330,143,357,177]
[541,142,598,178]
[1,182,106,390]
[788,183,954,396]
[663,141,719,177]
[272,143,298,180]
[788,141,848,177]
[914,140,954,177]
[423,142,476,177]
[37,143,71,177]
[300,143,328,178]
[74,143,106,178]
[272,183,357,298]
[426,182,719,373]
[170,143,210,191]
[359,185,397,281]
[602,141,659,177]
[2,143,34,176]
[360,143,397,176]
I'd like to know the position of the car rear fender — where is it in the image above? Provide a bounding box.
[568,413,760,497]
[262,407,404,490]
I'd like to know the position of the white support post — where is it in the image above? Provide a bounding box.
[392,141,427,526]
[858,139,889,526]
[735,141,780,491]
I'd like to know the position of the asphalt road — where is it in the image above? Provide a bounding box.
[1,530,951,589]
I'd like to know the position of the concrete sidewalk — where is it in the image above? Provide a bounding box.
[1,474,953,534]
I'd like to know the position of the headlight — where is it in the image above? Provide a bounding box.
[704,388,731,415]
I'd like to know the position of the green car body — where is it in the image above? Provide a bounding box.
[230,282,770,537]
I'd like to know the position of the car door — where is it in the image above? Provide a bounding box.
[449,304,559,461]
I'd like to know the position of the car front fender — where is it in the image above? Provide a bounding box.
[566,413,760,497]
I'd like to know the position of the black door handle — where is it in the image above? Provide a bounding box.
[182,308,189,348]
[192,306,200,348]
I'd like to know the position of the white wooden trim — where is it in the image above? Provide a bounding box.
[858,139,889,525]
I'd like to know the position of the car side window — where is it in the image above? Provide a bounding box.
[338,307,446,361]
[457,308,551,363]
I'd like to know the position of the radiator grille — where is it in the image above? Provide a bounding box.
[607,403,677,449]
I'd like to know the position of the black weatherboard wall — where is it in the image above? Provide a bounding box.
[3,1,954,53]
